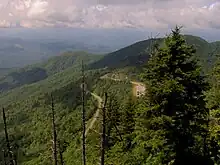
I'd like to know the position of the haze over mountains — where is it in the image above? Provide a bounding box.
[0,28,152,68]
[0,28,220,164]
[0,33,219,95]
[1,0,220,164]
[1,28,220,69]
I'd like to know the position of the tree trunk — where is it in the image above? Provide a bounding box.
[58,141,64,165]
[2,108,14,165]
[51,95,58,165]
[3,150,7,165]
[101,93,108,165]
[82,60,86,165]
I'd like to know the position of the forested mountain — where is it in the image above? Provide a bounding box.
[1,29,220,164]
[0,51,101,93]
[1,34,218,94]
[90,35,220,70]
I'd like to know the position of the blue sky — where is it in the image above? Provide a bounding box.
[0,0,220,30]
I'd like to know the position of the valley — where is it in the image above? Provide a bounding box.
[1,31,220,165]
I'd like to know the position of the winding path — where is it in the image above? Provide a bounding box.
[83,77,145,137]
[85,92,103,136]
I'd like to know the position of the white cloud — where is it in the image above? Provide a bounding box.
[27,0,48,17]
[0,0,220,29]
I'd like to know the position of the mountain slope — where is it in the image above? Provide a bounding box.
[0,66,106,164]
[0,34,220,164]
[89,35,220,70]
[0,51,101,93]
[89,38,162,69]
[184,35,220,68]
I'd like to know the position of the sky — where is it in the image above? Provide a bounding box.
[0,0,220,30]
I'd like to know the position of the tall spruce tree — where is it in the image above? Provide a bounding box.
[135,26,212,165]
[205,56,220,164]
[121,97,135,150]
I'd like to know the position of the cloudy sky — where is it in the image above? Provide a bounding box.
[0,0,220,30]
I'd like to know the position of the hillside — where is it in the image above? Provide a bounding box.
[89,38,161,69]
[89,35,220,71]
[1,32,220,164]
[0,51,101,93]
[184,35,220,68]
[0,64,131,164]
[0,68,107,164]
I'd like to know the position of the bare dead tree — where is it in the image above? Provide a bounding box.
[100,93,108,165]
[2,108,14,165]
[58,140,64,165]
[12,151,17,165]
[3,150,7,165]
[148,32,160,57]
[51,94,58,165]
[81,60,86,165]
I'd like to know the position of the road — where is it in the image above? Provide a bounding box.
[85,92,103,136]
[100,75,145,97]
[130,81,145,86]
[83,77,145,137]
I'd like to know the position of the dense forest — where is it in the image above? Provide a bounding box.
[1,27,220,164]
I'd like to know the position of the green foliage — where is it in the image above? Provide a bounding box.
[0,65,104,164]
[205,57,220,164]
[0,67,48,92]
[89,35,220,73]
[135,27,211,164]
[0,51,101,94]
[1,30,220,165]
[89,39,162,69]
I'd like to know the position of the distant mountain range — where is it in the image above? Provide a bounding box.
[1,27,220,69]
[0,36,113,68]
[0,28,152,68]
[0,34,219,94]
[0,33,220,165]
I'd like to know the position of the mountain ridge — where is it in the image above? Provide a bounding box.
[0,33,220,164]
[0,34,219,95]
[89,34,220,70]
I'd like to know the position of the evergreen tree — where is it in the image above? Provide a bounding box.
[106,95,122,148]
[121,97,135,150]
[134,26,212,165]
[205,56,220,164]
